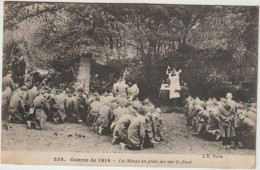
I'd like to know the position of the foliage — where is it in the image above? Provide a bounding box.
[3,3,258,101]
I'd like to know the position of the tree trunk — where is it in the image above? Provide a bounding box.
[76,57,91,93]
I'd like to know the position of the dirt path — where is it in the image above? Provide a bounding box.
[1,112,255,155]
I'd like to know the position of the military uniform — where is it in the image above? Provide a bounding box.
[131,100,142,111]
[33,109,48,130]
[88,100,103,127]
[117,81,129,97]
[2,74,16,91]
[33,94,50,118]
[24,73,34,89]
[67,95,79,122]
[2,87,12,120]
[244,111,256,123]
[112,114,134,144]
[142,102,155,115]
[236,117,256,148]
[218,104,236,147]
[111,106,129,130]
[126,115,146,150]
[54,93,69,122]
[95,105,113,134]
[77,93,88,121]
[116,96,129,107]
[128,84,139,99]
[151,112,164,142]
[9,92,26,123]
[27,86,39,108]
[206,107,220,139]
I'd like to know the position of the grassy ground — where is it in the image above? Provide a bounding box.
[1,111,255,155]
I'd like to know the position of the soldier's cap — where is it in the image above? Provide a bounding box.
[143,98,150,104]
[153,112,160,118]
[20,85,28,91]
[212,98,218,104]
[85,92,91,95]
[195,105,204,112]
[7,70,12,74]
[40,89,46,94]
[145,112,152,121]
[220,97,227,102]
[237,109,245,114]
[77,87,84,92]
[226,92,232,99]
[26,69,32,73]
[128,106,137,113]
[237,111,245,120]
[42,86,49,90]
[155,108,161,113]
[65,88,70,93]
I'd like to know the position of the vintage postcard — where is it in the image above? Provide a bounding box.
[0,0,258,169]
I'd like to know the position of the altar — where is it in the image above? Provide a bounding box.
[159,66,182,100]
[159,84,170,99]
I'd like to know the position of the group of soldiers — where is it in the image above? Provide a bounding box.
[185,93,256,149]
[3,65,257,150]
[2,71,164,150]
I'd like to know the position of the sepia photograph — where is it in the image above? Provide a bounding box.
[0,0,258,169]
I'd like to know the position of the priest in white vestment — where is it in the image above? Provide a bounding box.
[168,69,182,99]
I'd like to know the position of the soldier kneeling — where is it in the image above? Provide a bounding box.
[27,109,47,130]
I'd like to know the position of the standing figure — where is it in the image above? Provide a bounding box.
[17,56,26,86]
[168,69,182,99]
[180,83,189,106]
[117,80,129,97]
[218,101,236,149]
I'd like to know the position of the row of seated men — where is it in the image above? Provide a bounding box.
[2,76,164,150]
[185,93,256,149]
